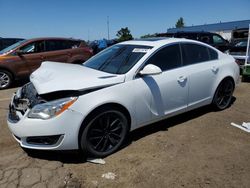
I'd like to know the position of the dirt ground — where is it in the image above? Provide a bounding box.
[0,82,250,188]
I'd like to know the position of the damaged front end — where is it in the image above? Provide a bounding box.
[8,82,78,122]
[9,83,46,122]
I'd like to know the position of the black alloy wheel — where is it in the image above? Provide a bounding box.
[213,79,234,110]
[81,109,128,157]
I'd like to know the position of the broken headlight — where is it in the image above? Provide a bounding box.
[28,97,77,120]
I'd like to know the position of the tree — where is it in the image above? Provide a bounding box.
[175,17,185,28]
[116,27,133,42]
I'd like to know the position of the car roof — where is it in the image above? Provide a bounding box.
[120,37,203,47]
[26,37,83,42]
[0,38,24,40]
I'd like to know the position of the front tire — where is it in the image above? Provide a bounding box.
[0,70,12,89]
[80,109,129,158]
[212,79,234,110]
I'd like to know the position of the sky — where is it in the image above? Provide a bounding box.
[0,0,249,41]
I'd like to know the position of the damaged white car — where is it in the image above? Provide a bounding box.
[7,38,239,157]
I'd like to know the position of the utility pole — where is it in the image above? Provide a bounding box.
[107,16,110,40]
[87,29,90,42]
[245,24,250,65]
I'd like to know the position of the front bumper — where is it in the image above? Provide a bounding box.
[7,103,84,150]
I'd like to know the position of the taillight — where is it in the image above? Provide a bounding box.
[235,59,240,66]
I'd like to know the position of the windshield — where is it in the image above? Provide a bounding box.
[0,39,26,55]
[84,44,152,74]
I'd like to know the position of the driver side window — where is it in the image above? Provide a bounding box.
[19,41,45,54]
[145,44,182,71]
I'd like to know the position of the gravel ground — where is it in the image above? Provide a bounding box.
[0,82,250,188]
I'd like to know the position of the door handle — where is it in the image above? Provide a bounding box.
[177,76,187,83]
[211,66,219,73]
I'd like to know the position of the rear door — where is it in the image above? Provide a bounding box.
[180,43,219,109]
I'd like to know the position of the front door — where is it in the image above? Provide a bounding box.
[17,40,46,74]
[136,43,188,123]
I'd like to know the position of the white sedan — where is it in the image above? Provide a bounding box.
[7,38,239,157]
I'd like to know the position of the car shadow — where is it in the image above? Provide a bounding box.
[24,149,87,163]
[126,96,235,143]
[24,97,236,163]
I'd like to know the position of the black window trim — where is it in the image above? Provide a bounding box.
[134,41,219,79]
[207,46,219,61]
[134,42,183,78]
[179,41,217,66]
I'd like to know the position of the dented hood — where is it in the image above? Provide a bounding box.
[30,61,125,95]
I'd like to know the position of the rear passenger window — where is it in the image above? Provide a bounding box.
[45,40,81,52]
[181,43,210,65]
[145,44,182,71]
[45,40,68,51]
[68,41,81,48]
[208,48,218,60]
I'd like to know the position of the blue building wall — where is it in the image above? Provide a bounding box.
[167,20,250,33]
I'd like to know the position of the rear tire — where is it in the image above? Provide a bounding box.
[80,108,129,158]
[212,79,234,110]
[0,70,13,89]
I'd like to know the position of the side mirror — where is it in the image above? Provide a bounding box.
[139,64,162,76]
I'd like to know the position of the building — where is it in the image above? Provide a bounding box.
[167,20,250,40]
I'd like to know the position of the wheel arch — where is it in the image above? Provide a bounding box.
[212,75,235,104]
[77,102,131,149]
[217,76,235,90]
[0,66,15,80]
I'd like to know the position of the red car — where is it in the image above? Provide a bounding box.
[0,37,93,89]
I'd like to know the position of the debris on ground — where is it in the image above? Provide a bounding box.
[101,172,116,180]
[231,122,250,133]
[91,180,98,186]
[87,158,106,165]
